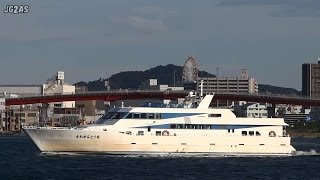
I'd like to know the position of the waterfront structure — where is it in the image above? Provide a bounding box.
[197,69,258,107]
[234,103,268,118]
[302,60,320,97]
[276,105,310,127]
[0,97,5,131]
[234,101,311,126]
[0,85,42,97]
[12,108,39,126]
[23,93,295,156]
[43,71,75,108]
[302,60,320,120]
[141,79,184,91]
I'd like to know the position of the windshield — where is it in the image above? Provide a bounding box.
[95,112,127,124]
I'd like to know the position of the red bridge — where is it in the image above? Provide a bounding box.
[4,90,320,107]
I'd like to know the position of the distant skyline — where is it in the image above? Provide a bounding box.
[1,0,320,90]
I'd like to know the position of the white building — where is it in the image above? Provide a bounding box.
[141,79,184,91]
[198,69,258,107]
[197,69,258,94]
[43,71,75,108]
[235,103,268,118]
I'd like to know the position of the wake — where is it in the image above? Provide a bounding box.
[293,149,320,156]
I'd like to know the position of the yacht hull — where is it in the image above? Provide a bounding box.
[23,127,296,156]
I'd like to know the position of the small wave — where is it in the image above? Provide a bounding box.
[294,149,320,156]
[40,152,84,156]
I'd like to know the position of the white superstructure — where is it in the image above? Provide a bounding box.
[23,93,296,156]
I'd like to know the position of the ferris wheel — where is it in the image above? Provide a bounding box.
[182,56,198,82]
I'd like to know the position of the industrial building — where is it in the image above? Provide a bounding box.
[197,69,258,107]
[0,71,83,131]
[0,85,42,97]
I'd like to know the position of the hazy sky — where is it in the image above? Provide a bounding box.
[1,0,320,90]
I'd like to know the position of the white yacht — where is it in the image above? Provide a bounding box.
[23,92,296,156]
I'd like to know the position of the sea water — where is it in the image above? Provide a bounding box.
[0,136,320,179]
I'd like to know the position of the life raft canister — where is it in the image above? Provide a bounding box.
[162,130,170,136]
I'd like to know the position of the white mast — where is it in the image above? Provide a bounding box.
[200,80,204,100]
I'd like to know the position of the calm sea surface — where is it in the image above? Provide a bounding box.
[0,136,320,180]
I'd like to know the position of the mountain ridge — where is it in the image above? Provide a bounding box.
[74,64,300,95]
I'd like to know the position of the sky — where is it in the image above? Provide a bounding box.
[1,0,320,90]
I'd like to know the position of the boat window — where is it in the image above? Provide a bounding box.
[170,124,177,129]
[177,124,184,129]
[134,113,140,119]
[228,129,231,133]
[126,113,133,119]
[155,113,161,119]
[232,129,235,133]
[249,131,254,136]
[186,124,193,129]
[242,131,247,136]
[141,113,147,119]
[156,131,161,136]
[148,113,155,119]
[138,131,144,136]
[256,131,261,136]
[95,112,127,124]
[209,114,221,118]
[126,131,132,135]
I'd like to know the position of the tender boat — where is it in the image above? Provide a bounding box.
[23,91,296,156]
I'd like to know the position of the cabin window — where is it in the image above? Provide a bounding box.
[249,131,254,136]
[242,131,247,136]
[133,113,140,119]
[228,129,231,133]
[126,131,132,135]
[148,113,155,119]
[156,131,161,136]
[232,129,235,133]
[147,126,151,132]
[177,124,184,129]
[170,124,177,129]
[141,113,147,119]
[256,131,261,136]
[186,124,193,129]
[95,112,127,124]
[126,113,133,119]
[138,131,144,136]
[155,113,161,119]
[209,114,221,118]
